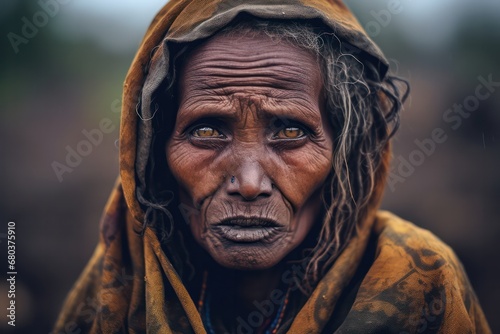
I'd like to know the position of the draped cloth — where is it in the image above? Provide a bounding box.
[53,0,491,333]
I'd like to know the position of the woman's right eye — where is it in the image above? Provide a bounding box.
[190,126,224,138]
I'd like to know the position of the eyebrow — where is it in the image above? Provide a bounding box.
[176,98,322,132]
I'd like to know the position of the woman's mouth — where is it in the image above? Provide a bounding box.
[211,217,283,243]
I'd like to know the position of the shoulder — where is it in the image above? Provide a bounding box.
[334,210,491,333]
[373,210,458,269]
[371,210,477,309]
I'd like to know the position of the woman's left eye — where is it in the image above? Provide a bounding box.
[274,127,306,139]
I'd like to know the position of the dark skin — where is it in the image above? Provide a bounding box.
[166,32,334,328]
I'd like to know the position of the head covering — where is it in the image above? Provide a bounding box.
[53,1,490,333]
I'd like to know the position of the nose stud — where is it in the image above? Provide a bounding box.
[231,175,236,184]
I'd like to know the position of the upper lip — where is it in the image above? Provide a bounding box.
[216,216,281,228]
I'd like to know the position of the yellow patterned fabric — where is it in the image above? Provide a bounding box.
[53,0,491,333]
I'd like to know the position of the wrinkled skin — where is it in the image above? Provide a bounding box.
[166,32,334,270]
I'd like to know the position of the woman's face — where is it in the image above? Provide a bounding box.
[166,32,334,270]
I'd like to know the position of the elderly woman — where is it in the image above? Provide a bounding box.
[53,0,490,333]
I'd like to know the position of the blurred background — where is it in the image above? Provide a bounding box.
[0,0,499,332]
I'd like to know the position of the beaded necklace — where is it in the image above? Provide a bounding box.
[197,271,291,334]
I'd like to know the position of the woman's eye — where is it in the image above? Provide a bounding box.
[191,126,223,138]
[274,127,306,139]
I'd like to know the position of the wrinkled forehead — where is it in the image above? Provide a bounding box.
[177,31,324,106]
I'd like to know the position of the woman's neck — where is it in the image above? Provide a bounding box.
[236,266,284,310]
[204,262,289,332]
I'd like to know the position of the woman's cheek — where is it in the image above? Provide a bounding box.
[168,143,205,182]
[274,147,331,205]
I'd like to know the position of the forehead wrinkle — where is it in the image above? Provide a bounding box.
[185,60,318,92]
[190,33,313,62]
[182,70,321,113]
[178,87,229,112]
[180,87,322,127]
[178,33,324,129]
[182,35,321,93]
[187,58,316,77]
[176,91,265,126]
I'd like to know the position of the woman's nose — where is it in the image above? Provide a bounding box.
[226,160,273,201]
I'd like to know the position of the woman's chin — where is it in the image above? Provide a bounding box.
[204,236,290,270]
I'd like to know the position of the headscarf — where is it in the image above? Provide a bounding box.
[53,1,491,333]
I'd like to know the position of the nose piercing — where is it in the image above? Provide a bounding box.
[231,176,235,183]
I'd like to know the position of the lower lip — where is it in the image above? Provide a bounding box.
[213,225,281,243]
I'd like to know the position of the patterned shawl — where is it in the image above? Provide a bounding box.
[53,0,491,333]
